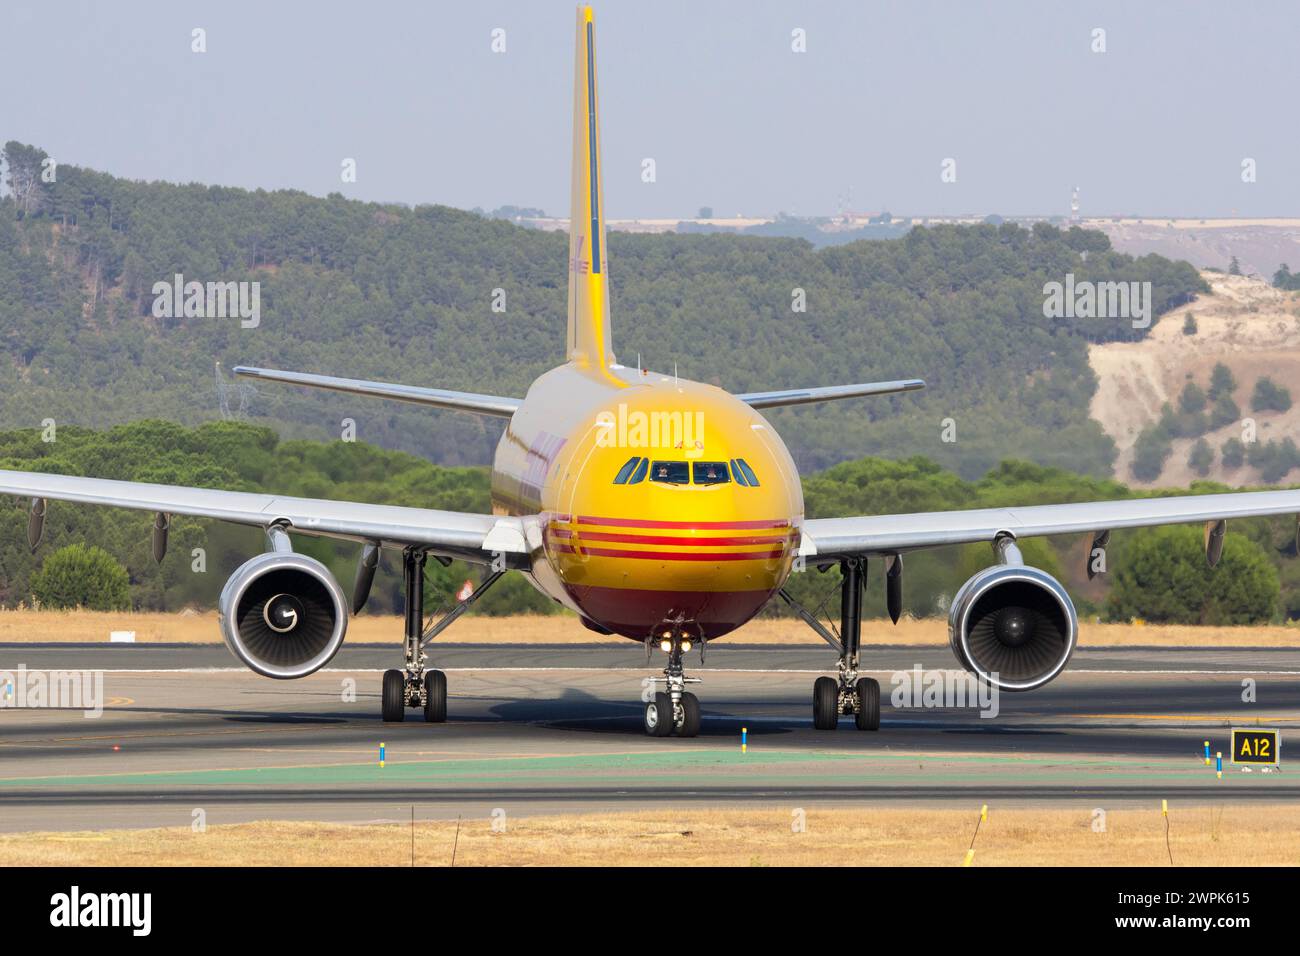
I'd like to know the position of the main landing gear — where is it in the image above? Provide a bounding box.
[781,557,880,731]
[381,547,502,723]
[381,549,440,722]
[642,629,702,738]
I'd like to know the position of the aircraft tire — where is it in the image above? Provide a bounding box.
[854,677,880,731]
[645,692,674,737]
[423,670,447,723]
[678,692,701,737]
[813,676,839,730]
[381,669,406,722]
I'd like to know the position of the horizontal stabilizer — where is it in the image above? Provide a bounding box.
[736,379,925,410]
[233,367,521,418]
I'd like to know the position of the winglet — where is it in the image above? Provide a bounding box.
[567,5,617,373]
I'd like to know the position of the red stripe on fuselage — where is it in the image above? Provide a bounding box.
[572,515,790,530]
[549,528,787,546]
[552,543,784,562]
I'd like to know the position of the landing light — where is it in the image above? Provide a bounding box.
[659,639,672,652]
[681,640,692,652]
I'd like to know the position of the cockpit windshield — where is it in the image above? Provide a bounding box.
[649,461,690,484]
[614,458,757,487]
[692,461,729,485]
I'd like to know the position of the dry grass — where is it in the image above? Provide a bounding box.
[3,805,1298,866]
[0,608,1295,647]
[0,609,593,645]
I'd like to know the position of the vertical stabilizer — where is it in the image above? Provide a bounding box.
[567,5,617,373]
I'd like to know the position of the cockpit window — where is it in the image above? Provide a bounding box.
[629,457,648,484]
[649,461,690,484]
[613,457,641,484]
[735,458,760,487]
[692,461,730,485]
[729,458,749,487]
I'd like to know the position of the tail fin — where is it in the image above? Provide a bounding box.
[567,5,617,373]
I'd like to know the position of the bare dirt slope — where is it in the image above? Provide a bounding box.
[1089,272,1300,487]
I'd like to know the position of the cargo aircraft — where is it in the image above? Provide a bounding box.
[5,7,1300,737]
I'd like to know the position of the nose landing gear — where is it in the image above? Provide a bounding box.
[642,629,702,737]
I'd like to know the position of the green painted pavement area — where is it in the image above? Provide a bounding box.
[0,748,1262,789]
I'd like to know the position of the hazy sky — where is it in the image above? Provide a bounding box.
[4,0,1298,219]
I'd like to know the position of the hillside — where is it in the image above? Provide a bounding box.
[0,144,1207,479]
[1090,272,1300,487]
[1095,218,1300,281]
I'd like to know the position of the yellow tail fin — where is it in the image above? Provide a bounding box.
[567,5,617,373]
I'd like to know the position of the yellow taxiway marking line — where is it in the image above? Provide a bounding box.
[0,743,850,785]
[1069,714,1300,722]
[226,745,597,756]
[0,757,385,783]
[0,722,339,747]
[0,746,645,783]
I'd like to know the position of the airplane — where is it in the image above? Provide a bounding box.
[4,5,1300,738]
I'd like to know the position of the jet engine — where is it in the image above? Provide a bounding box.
[218,552,349,679]
[947,563,1077,691]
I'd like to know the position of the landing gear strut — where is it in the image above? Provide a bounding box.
[796,558,880,731]
[382,548,437,723]
[643,630,702,737]
[381,549,505,723]
[383,548,445,722]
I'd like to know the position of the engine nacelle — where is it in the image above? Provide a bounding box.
[948,564,1077,691]
[218,552,349,679]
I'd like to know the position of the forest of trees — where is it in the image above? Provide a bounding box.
[2,421,1297,624]
[1,142,1206,479]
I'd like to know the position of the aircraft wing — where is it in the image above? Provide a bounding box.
[0,469,531,566]
[800,489,1300,561]
[233,366,522,419]
[737,379,925,409]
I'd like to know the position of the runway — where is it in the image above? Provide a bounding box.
[1,642,1297,832]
